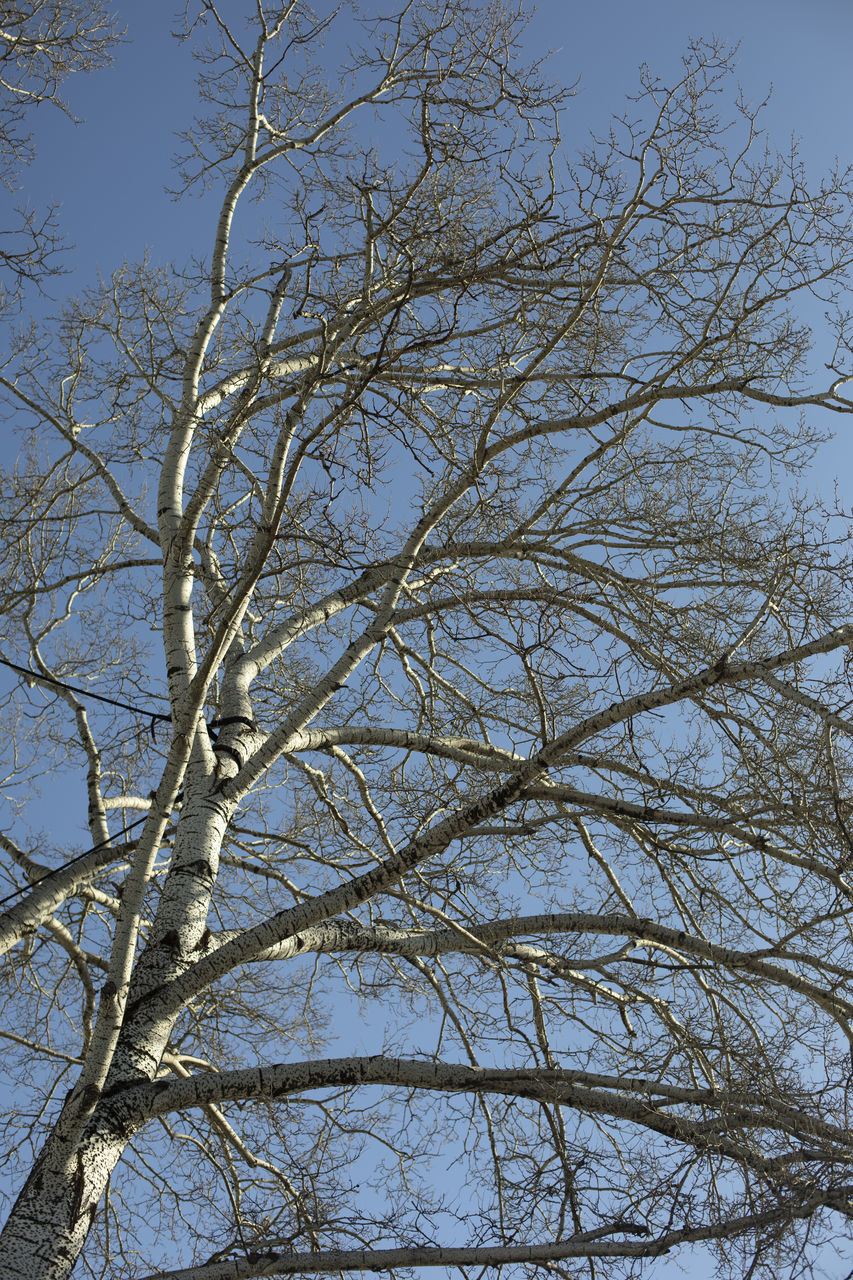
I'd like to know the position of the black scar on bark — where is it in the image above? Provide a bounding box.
[160,930,182,954]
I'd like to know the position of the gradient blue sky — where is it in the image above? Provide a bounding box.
[19,1,853,295]
[15,0,853,486]
[5,4,853,1277]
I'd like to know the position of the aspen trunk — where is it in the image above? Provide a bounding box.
[0,1109,127,1280]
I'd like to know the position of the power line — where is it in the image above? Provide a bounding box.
[0,659,237,912]
[0,655,172,736]
[0,811,153,913]
[0,659,180,911]
[0,658,258,742]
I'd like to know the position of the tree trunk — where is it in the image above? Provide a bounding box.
[0,1108,127,1280]
[0,789,232,1277]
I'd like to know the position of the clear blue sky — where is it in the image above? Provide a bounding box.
[20,0,853,291]
[6,3,853,1277]
[15,0,853,488]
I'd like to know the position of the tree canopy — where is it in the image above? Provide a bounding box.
[2,4,853,1278]
[0,0,119,305]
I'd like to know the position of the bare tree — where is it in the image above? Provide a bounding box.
[0,0,119,304]
[3,4,853,1278]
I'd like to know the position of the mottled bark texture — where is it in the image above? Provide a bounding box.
[2,5,853,1279]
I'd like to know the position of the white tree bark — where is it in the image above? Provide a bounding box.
[3,6,853,1278]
